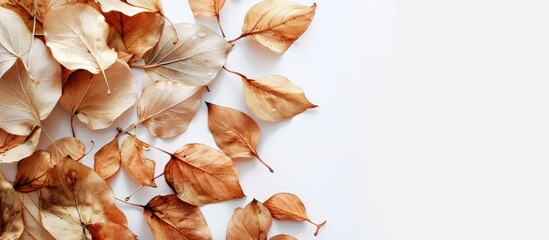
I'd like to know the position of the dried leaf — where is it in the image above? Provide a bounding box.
[104,11,164,61]
[164,143,245,205]
[142,23,232,86]
[59,59,137,129]
[137,82,202,138]
[22,37,63,84]
[94,135,121,179]
[144,194,212,239]
[40,157,130,239]
[97,0,160,16]
[0,127,41,163]
[106,26,133,62]
[0,171,24,240]
[263,192,326,236]
[188,0,225,17]
[46,137,86,164]
[44,3,117,88]
[86,223,136,240]
[0,0,46,34]
[242,75,316,121]
[0,7,32,58]
[270,235,297,240]
[17,191,55,240]
[226,199,272,240]
[13,150,53,192]
[0,43,16,77]
[206,102,273,172]
[120,135,157,187]
[240,0,316,53]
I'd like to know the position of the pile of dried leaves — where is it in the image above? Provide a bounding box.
[0,0,324,239]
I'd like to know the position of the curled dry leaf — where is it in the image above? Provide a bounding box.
[86,223,136,240]
[0,171,24,240]
[40,157,130,240]
[144,194,212,240]
[206,102,273,172]
[17,191,55,240]
[0,7,32,58]
[94,135,121,179]
[121,135,157,187]
[60,59,137,130]
[46,137,86,164]
[242,75,317,121]
[270,235,297,240]
[13,150,53,192]
[164,143,245,205]
[188,0,225,17]
[237,0,316,53]
[138,82,202,138]
[264,192,326,236]
[0,127,41,163]
[226,199,272,240]
[44,3,117,92]
[141,23,232,87]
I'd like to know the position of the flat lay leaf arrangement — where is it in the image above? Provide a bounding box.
[0,0,325,239]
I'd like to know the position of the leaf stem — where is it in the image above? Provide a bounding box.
[228,34,246,44]
[222,66,249,80]
[215,14,226,38]
[115,197,145,208]
[116,124,136,137]
[129,64,149,69]
[159,12,179,44]
[306,219,327,236]
[125,173,164,200]
[254,154,274,173]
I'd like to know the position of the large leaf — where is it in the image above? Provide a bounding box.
[0,127,41,163]
[46,137,86,164]
[97,0,160,16]
[0,7,32,57]
[14,150,53,192]
[142,23,232,87]
[0,171,24,240]
[188,0,225,17]
[226,199,272,240]
[17,191,55,240]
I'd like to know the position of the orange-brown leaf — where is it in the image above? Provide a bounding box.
[86,223,136,240]
[144,194,212,239]
[0,171,24,240]
[263,192,326,236]
[0,127,41,163]
[242,75,317,121]
[94,136,121,179]
[226,199,272,240]
[188,0,225,17]
[121,135,157,187]
[14,150,53,192]
[164,143,244,205]
[46,137,86,164]
[270,234,297,240]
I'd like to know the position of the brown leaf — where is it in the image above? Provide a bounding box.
[0,171,24,240]
[239,0,316,53]
[17,191,55,240]
[142,23,232,87]
[206,102,273,172]
[46,137,86,164]
[0,127,41,163]
[263,192,326,236]
[14,150,53,192]
[138,82,202,138]
[242,75,317,121]
[269,235,297,240]
[164,143,245,205]
[94,136,121,179]
[86,223,136,240]
[121,135,157,187]
[104,11,164,62]
[106,26,133,62]
[40,157,130,239]
[0,0,46,34]
[188,0,225,17]
[143,194,212,239]
[226,199,272,240]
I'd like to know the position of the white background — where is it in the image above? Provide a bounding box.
[4,0,549,239]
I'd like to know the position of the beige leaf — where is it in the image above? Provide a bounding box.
[142,23,232,86]
[44,3,118,91]
[126,0,161,12]
[263,192,326,236]
[138,82,202,138]
[86,223,136,240]
[0,0,46,34]
[242,75,317,121]
[144,194,212,240]
[206,102,273,172]
[17,191,55,240]
[226,199,272,240]
[0,43,16,77]
[94,135,121,179]
[121,135,157,187]
[106,26,133,62]
[40,157,130,240]
[270,234,297,240]
[22,38,63,85]
[46,137,86,164]
[0,127,41,163]
[97,0,154,16]
[0,7,32,57]
[14,150,53,192]
[0,171,24,240]
[238,0,316,53]
[164,143,245,205]
[59,59,137,129]
[188,0,225,17]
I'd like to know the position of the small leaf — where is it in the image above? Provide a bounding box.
[164,143,245,205]
[0,171,24,240]
[238,0,316,53]
[226,199,272,240]
[270,234,297,240]
[14,150,53,192]
[86,223,136,240]
[121,135,157,187]
[0,127,41,163]
[144,194,212,240]
[94,135,121,179]
[263,192,326,236]
[17,191,55,240]
[138,82,202,138]
[188,0,225,17]
[206,102,273,172]
[242,75,317,121]
[46,137,86,164]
